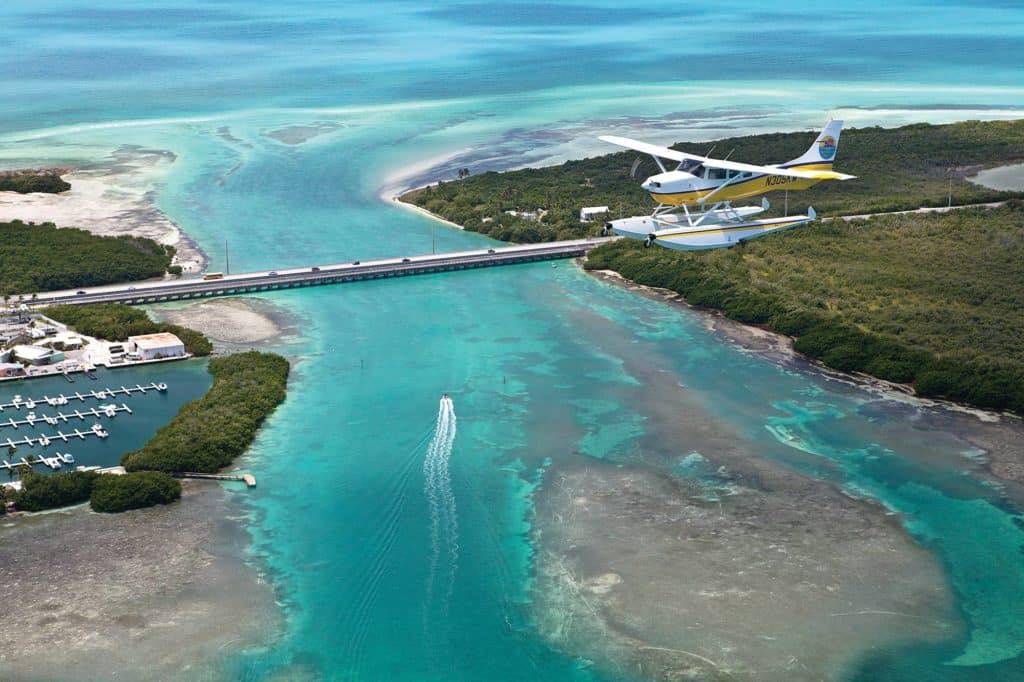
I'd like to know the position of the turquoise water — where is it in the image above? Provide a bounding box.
[0,362,211,472]
[3,1,1024,679]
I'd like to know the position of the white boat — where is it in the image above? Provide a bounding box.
[91,423,108,438]
[44,457,61,470]
[59,452,75,464]
[156,382,168,392]
[25,399,35,409]
[75,464,99,472]
[39,435,50,447]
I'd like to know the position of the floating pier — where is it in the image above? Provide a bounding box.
[3,452,77,471]
[2,423,109,450]
[0,403,133,430]
[0,383,166,412]
[176,472,257,488]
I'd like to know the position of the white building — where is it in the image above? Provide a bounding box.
[12,344,62,365]
[580,206,610,222]
[127,332,186,360]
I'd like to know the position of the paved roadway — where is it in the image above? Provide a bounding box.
[26,238,617,307]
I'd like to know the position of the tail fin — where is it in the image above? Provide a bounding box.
[788,119,844,167]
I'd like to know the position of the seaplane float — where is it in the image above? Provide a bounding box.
[598,120,854,250]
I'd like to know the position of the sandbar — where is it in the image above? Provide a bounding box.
[152,297,285,345]
[533,458,959,681]
[0,146,206,274]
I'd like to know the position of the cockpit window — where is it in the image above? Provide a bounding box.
[677,159,703,174]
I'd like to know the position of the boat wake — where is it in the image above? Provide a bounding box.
[424,394,458,620]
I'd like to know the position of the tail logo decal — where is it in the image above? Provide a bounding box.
[818,135,837,160]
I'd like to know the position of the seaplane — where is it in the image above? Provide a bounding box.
[598,120,855,250]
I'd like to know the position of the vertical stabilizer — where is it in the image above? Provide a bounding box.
[788,120,844,167]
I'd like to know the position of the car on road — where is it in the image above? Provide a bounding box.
[311,266,321,272]
[401,258,411,263]
[352,261,361,265]
[268,271,278,276]
[128,287,137,291]
[75,290,86,295]
[487,249,496,253]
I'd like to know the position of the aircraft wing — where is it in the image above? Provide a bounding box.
[598,135,692,163]
[599,135,856,181]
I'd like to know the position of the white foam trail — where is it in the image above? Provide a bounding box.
[438,398,459,608]
[424,398,449,610]
[423,396,458,622]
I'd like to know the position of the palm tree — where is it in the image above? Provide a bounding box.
[17,461,36,488]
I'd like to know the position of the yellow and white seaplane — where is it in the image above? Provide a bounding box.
[599,120,854,250]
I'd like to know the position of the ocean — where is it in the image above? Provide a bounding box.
[1,1,1023,679]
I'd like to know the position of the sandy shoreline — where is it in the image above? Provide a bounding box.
[0,147,207,274]
[0,483,281,681]
[390,195,466,231]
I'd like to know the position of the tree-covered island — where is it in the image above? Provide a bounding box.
[0,169,70,194]
[1,220,178,296]
[401,120,1024,414]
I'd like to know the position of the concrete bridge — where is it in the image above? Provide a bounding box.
[27,238,616,307]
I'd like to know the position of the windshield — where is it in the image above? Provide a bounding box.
[677,159,703,174]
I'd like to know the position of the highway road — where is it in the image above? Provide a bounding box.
[25,238,617,307]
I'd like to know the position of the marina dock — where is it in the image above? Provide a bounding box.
[0,383,167,412]
[2,422,110,450]
[0,403,133,429]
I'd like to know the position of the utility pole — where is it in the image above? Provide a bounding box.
[784,190,789,217]
[225,240,230,274]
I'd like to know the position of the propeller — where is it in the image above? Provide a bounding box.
[629,157,642,179]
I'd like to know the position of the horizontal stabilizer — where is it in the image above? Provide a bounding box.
[803,170,856,181]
